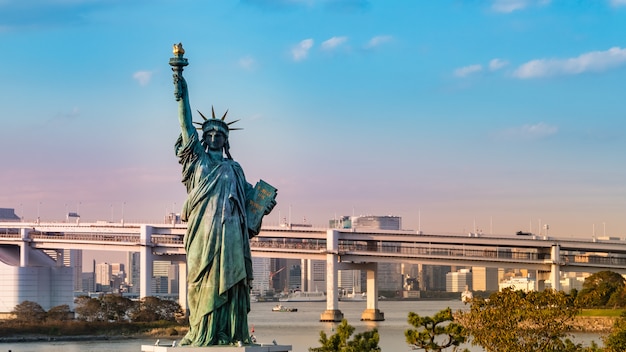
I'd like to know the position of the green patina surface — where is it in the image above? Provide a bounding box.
[170,43,276,347]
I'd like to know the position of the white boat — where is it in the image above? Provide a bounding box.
[461,289,473,304]
[272,304,297,312]
[340,291,366,301]
[339,289,367,302]
[279,290,325,302]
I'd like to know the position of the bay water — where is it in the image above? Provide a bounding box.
[0,300,604,352]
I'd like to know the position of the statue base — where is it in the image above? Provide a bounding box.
[141,343,292,352]
[361,308,385,321]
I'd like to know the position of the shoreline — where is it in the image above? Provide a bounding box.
[0,315,614,344]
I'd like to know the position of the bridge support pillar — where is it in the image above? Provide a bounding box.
[19,228,29,267]
[550,244,561,291]
[178,261,187,316]
[320,229,343,322]
[56,249,64,267]
[140,225,154,299]
[362,262,384,321]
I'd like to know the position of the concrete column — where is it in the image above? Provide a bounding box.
[300,258,308,291]
[550,244,561,291]
[178,261,188,315]
[320,229,343,322]
[19,228,29,267]
[139,225,154,298]
[361,262,384,321]
[56,249,64,267]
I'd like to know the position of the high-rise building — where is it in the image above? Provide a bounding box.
[288,264,302,291]
[471,267,499,292]
[251,257,271,295]
[421,265,451,291]
[127,252,141,294]
[95,262,113,291]
[446,268,472,292]
[153,260,176,295]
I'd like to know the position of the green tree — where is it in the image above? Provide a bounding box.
[129,296,183,322]
[604,311,626,352]
[47,304,72,321]
[577,271,626,308]
[405,308,468,351]
[457,288,582,352]
[100,294,134,322]
[309,319,381,352]
[11,301,46,323]
[74,296,105,322]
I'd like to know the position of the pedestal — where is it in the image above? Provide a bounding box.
[319,309,343,322]
[361,308,385,321]
[141,343,292,352]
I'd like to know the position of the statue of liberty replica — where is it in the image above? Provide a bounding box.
[170,43,277,346]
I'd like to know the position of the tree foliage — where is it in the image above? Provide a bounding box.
[129,296,183,322]
[457,288,582,352]
[309,319,381,352]
[405,307,468,352]
[47,304,72,321]
[100,294,134,322]
[604,311,626,352]
[576,271,626,308]
[11,301,46,322]
[74,296,105,322]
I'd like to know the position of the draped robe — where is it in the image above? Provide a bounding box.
[176,133,254,346]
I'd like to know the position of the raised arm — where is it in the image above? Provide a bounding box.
[170,43,195,146]
[174,74,195,145]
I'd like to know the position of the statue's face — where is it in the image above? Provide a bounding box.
[205,130,227,151]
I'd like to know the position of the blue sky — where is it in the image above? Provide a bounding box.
[1,0,626,238]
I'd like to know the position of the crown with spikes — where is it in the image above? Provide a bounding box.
[192,106,242,137]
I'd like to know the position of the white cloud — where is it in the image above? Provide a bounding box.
[132,70,152,86]
[454,64,483,77]
[498,122,558,140]
[489,58,508,71]
[238,55,256,70]
[610,0,626,7]
[491,0,529,13]
[292,38,314,61]
[513,47,626,79]
[321,36,348,51]
[491,0,550,13]
[364,35,392,49]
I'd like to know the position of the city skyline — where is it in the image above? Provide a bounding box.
[1,1,626,238]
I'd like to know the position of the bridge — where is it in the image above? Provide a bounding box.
[2,221,626,321]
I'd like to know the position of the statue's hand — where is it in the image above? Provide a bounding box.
[264,199,277,215]
[173,74,187,101]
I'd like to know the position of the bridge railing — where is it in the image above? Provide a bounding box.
[30,232,142,243]
[338,241,549,262]
[250,237,326,251]
[563,253,626,266]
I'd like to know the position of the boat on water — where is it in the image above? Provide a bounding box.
[272,304,297,312]
[279,290,326,302]
[340,291,366,302]
[461,288,473,304]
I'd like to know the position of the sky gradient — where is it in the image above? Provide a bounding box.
[1,0,625,239]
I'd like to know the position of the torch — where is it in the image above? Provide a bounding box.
[169,43,188,101]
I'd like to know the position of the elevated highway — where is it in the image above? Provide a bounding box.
[2,221,626,321]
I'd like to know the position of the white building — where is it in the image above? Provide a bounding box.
[499,276,536,292]
[252,257,271,295]
[0,246,74,314]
